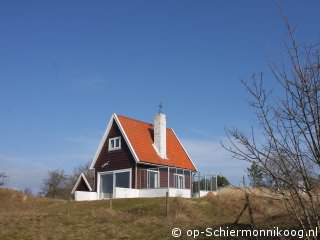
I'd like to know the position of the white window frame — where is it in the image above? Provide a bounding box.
[97,168,132,199]
[174,173,184,189]
[108,136,121,151]
[147,169,160,189]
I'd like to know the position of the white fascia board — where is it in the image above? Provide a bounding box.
[114,114,140,163]
[171,129,198,172]
[89,114,115,170]
[71,173,92,194]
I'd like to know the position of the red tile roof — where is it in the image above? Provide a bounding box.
[116,114,196,171]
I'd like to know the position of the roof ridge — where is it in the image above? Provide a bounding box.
[116,114,153,126]
[116,113,173,130]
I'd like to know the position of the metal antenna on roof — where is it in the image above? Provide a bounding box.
[159,102,163,114]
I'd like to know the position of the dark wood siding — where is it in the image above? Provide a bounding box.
[94,120,136,191]
[159,167,168,188]
[136,164,150,189]
[75,178,91,192]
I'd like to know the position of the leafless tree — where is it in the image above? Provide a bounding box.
[222,13,320,239]
[40,161,94,199]
[0,171,9,187]
[40,169,68,199]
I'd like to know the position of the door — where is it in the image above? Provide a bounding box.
[100,173,113,199]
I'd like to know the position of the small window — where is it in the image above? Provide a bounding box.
[174,174,184,189]
[109,137,121,151]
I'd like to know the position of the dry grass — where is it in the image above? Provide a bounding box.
[216,187,296,228]
[0,188,293,239]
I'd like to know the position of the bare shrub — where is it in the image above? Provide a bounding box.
[223,11,320,239]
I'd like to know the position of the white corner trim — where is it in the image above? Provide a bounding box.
[71,173,92,194]
[114,114,140,163]
[171,129,198,172]
[89,113,140,170]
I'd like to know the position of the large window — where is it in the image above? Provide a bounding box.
[174,174,184,189]
[109,136,121,151]
[99,169,131,199]
[148,170,159,188]
[115,171,130,188]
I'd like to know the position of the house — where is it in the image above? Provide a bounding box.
[72,112,216,201]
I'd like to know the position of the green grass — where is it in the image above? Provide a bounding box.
[0,188,292,239]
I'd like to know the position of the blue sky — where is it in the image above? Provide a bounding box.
[1,1,319,192]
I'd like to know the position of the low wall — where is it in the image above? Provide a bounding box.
[114,187,140,198]
[74,191,98,201]
[140,188,191,198]
[74,188,192,200]
[169,188,191,198]
[139,188,168,198]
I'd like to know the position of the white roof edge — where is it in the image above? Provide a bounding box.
[114,114,140,163]
[71,173,92,194]
[89,113,140,170]
[171,129,198,172]
[89,114,115,170]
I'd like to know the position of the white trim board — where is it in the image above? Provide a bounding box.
[71,173,92,194]
[114,114,140,163]
[89,114,114,169]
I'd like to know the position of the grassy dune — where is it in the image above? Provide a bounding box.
[0,188,293,239]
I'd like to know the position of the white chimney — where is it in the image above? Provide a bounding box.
[153,113,167,159]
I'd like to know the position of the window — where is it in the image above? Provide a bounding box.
[99,169,131,199]
[115,171,130,188]
[174,174,184,189]
[109,136,121,151]
[148,170,159,188]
